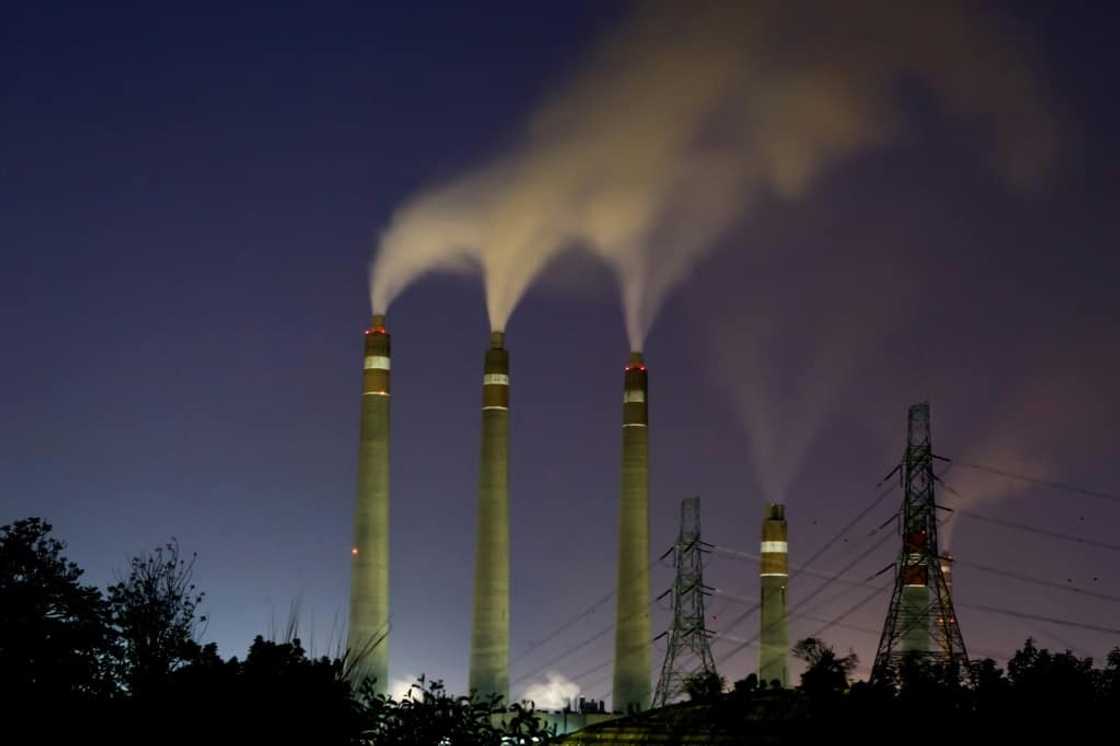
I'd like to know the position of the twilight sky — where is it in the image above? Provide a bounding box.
[3,1,1118,704]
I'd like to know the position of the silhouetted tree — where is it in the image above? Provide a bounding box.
[1101,647,1120,707]
[733,672,759,695]
[1006,637,1097,717]
[968,656,1011,715]
[0,518,114,705]
[683,670,726,702]
[792,637,857,699]
[360,676,547,745]
[107,540,206,695]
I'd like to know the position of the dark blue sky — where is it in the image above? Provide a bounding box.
[3,1,1118,699]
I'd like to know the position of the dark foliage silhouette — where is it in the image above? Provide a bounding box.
[0,518,114,707]
[8,516,1120,744]
[107,540,207,695]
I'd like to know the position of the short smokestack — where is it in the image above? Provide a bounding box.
[469,330,510,702]
[759,502,788,687]
[347,313,391,692]
[613,351,651,713]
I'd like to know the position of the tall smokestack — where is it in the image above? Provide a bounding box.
[469,330,510,702]
[347,313,391,692]
[759,502,788,687]
[613,351,651,713]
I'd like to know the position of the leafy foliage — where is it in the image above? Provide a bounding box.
[0,518,114,703]
[683,670,726,702]
[792,636,858,698]
[106,540,207,694]
[9,517,1120,743]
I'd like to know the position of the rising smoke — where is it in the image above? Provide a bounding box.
[370,1,1056,346]
[521,671,581,711]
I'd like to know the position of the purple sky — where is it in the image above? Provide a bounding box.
[3,1,1118,701]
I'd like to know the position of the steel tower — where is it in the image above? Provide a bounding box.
[871,402,967,681]
[652,496,718,708]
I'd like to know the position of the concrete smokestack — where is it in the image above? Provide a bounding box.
[347,313,391,692]
[759,502,788,687]
[613,351,651,713]
[469,330,510,702]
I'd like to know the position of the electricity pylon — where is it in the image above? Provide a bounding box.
[652,496,718,707]
[872,402,968,681]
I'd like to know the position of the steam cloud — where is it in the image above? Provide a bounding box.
[370,0,1056,347]
[388,674,420,701]
[521,671,581,710]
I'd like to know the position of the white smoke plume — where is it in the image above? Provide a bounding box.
[370,0,1057,345]
[521,671,581,711]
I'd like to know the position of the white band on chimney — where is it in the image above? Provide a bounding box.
[362,391,389,397]
[622,423,647,428]
[483,373,510,386]
[760,541,788,554]
[482,405,508,411]
[364,355,391,371]
[623,390,645,403]
[760,572,788,577]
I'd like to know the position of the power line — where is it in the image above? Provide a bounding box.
[712,547,872,590]
[511,589,614,668]
[510,560,661,675]
[715,530,897,667]
[953,557,1120,605]
[952,461,1120,506]
[511,621,616,686]
[959,601,1120,636]
[954,507,1120,553]
[707,484,898,652]
[811,580,891,639]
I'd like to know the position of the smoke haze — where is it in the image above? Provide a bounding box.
[939,339,1113,548]
[522,671,581,710]
[370,0,1056,344]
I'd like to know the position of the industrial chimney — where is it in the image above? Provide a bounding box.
[469,330,510,703]
[613,351,651,713]
[759,502,788,687]
[347,313,391,692]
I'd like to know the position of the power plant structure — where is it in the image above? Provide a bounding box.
[340,311,979,727]
[758,502,789,687]
[347,313,391,693]
[872,402,967,680]
[613,351,652,713]
[469,330,511,702]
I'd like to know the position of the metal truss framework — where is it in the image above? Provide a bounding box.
[653,496,719,707]
[872,402,968,681]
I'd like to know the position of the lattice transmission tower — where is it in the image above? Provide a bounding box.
[652,496,718,708]
[871,402,968,681]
